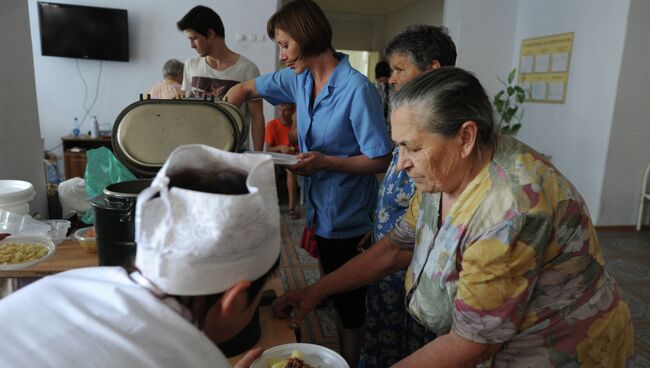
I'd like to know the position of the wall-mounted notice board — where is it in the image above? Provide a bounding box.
[518,32,574,104]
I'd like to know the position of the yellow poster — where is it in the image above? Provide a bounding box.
[518,32,573,104]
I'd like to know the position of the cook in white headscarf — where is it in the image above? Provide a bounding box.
[0,145,281,368]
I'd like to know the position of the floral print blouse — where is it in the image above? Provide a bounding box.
[398,135,634,367]
[373,146,415,241]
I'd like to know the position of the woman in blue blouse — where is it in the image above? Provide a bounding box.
[226,1,391,366]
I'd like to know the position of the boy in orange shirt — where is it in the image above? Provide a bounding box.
[265,103,300,219]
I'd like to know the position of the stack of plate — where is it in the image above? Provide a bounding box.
[245,152,299,166]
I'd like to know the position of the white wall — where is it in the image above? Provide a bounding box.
[599,0,650,225]
[325,0,443,56]
[443,0,518,97]
[384,0,444,49]
[444,0,635,226]
[0,1,48,217]
[512,0,630,224]
[27,0,279,164]
[327,12,386,52]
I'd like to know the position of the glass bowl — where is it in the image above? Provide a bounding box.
[40,219,71,245]
[74,227,96,253]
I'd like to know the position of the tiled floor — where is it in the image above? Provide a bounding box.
[280,204,650,365]
[599,230,650,366]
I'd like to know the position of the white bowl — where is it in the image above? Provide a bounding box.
[0,180,35,214]
[251,343,349,368]
[0,235,55,270]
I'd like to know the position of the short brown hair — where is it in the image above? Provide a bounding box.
[266,0,333,59]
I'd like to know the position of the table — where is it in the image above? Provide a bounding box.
[0,238,98,278]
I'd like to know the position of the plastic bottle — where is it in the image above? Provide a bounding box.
[72,117,80,137]
[91,115,99,138]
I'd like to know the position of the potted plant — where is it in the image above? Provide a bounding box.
[493,68,525,135]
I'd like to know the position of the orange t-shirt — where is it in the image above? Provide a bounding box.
[265,118,298,150]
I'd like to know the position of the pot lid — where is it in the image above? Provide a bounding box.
[112,98,242,177]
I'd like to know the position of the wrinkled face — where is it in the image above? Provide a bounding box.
[185,29,213,57]
[278,104,293,125]
[391,105,463,194]
[274,28,306,74]
[388,53,425,91]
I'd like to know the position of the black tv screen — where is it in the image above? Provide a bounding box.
[38,2,129,62]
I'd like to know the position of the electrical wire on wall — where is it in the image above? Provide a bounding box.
[45,60,103,153]
[75,59,103,131]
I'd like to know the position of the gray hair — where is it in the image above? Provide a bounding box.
[391,67,495,153]
[385,25,457,70]
[163,59,184,78]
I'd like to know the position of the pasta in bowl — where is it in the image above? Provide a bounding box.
[251,343,349,368]
[0,235,55,270]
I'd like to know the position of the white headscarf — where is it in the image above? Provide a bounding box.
[135,145,280,295]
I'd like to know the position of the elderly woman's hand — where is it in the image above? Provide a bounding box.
[285,151,327,176]
[233,346,264,368]
[272,286,323,330]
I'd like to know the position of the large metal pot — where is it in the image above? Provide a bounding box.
[90,179,152,268]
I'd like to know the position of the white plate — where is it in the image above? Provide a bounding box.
[251,343,349,368]
[0,235,55,270]
[246,151,300,166]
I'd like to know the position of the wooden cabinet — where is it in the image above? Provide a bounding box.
[62,136,113,179]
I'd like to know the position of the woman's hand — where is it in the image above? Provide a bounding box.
[233,346,264,368]
[286,151,327,176]
[272,286,324,329]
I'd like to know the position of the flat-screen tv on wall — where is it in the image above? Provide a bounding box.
[37,2,129,62]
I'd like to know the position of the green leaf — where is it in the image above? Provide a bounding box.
[516,93,525,103]
[510,105,519,115]
[495,68,525,132]
[508,68,517,84]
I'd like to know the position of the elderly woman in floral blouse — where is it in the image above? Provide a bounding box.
[274,67,634,367]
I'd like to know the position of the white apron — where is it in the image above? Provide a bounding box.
[0,267,231,367]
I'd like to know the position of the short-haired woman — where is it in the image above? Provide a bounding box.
[225,1,391,365]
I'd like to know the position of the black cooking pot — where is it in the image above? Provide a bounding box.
[91,179,152,269]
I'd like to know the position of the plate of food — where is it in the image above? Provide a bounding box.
[0,235,55,270]
[245,151,300,166]
[251,343,349,368]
